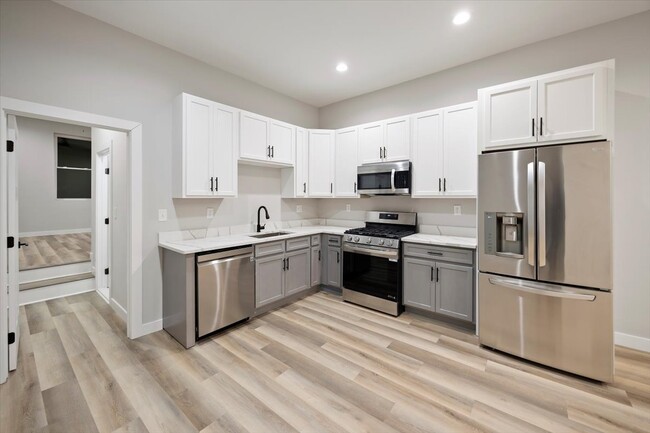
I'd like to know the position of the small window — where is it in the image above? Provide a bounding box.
[56,135,91,199]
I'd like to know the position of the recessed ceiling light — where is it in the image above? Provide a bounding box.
[336,62,348,73]
[453,11,471,25]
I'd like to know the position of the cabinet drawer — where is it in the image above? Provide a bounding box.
[255,241,285,258]
[403,243,473,265]
[311,235,320,246]
[327,235,341,247]
[286,236,310,252]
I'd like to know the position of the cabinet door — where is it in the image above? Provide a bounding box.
[255,254,284,307]
[311,246,321,287]
[269,119,294,165]
[384,116,410,162]
[403,257,434,310]
[443,102,477,196]
[326,247,341,288]
[482,80,537,149]
[411,109,444,197]
[308,130,334,197]
[295,128,308,197]
[212,103,238,197]
[285,249,311,296]
[240,110,269,161]
[435,262,474,321]
[335,127,359,197]
[358,122,384,164]
[185,95,213,196]
[538,67,607,143]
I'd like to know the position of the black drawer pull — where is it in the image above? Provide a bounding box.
[427,251,443,256]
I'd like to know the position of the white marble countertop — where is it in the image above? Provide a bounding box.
[402,233,477,249]
[160,225,477,254]
[159,226,349,254]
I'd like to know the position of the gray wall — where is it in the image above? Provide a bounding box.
[320,11,650,343]
[0,0,319,324]
[16,117,92,235]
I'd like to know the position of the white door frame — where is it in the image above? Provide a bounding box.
[0,96,144,384]
[96,146,112,302]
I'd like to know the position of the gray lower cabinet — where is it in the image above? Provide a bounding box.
[285,248,311,296]
[255,254,284,307]
[403,243,475,323]
[311,245,321,286]
[326,247,341,287]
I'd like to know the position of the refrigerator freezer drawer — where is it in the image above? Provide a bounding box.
[478,273,613,381]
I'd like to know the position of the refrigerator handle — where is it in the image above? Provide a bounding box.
[527,162,536,267]
[538,161,547,268]
[488,277,596,301]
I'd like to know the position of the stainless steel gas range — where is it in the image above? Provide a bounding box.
[342,211,417,316]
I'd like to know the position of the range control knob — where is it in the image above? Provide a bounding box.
[366,238,372,244]
[386,240,394,247]
[378,239,385,245]
[354,236,360,242]
[346,235,352,241]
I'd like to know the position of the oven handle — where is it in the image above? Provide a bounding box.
[343,244,399,261]
[390,168,396,192]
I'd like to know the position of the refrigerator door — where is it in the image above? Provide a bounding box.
[537,141,612,290]
[478,149,536,280]
[478,273,613,381]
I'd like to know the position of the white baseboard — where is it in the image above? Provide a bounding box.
[19,228,91,237]
[134,319,163,338]
[19,278,95,305]
[110,298,128,322]
[615,332,650,352]
[20,262,92,283]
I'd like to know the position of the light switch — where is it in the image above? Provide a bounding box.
[454,205,461,215]
[346,204,351,212]
[158,209,167,222]
[207,207,215,218]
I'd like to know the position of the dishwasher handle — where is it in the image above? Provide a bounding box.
[197,246,253,263]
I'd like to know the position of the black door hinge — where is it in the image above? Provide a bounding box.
[8,332,15,345]
[104,268,109,275]
[105,168,110,175]
[7,140,14,152]
[7,236,15,248]
[105,218,109,225]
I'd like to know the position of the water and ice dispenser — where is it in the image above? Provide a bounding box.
[483,212,524,257]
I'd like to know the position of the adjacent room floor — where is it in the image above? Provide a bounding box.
[18,233,91,271]
[1,291,648,433]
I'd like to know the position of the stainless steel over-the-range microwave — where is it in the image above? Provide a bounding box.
[356,161,411,196]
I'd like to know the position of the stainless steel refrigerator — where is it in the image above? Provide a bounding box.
[478,141,613,382]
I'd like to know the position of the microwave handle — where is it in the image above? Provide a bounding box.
[390,169,396,192]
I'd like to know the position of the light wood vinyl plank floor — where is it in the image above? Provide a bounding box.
[1,290,649,433]
[19,233,91,271]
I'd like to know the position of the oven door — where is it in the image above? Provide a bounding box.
[342,244,400,302]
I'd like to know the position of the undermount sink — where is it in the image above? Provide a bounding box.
[248,231,293,239]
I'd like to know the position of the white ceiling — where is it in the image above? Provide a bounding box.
[55,1,650,107]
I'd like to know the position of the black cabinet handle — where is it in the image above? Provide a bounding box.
[540,117,543,136]
[532,118,535,137]
[282,258,286,271]
[267,146,270,158]
[383,147,387,159]
[210,177,214,192]
[379,147,382,159]
[303,182,306,193]
[271,146,274,158]
[336,251,340,263]
[436,267,440,283]
[354,182,357,193]
[215,177,218,192]
[330,183,333,194]
[427,251,443,256]
[286,257,289,270]
[430,267,434,282]
[443,178,446,192]
[318,250,321,261]
[438,178,441,192]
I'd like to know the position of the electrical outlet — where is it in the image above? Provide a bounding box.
[346,204,351,212]
[207,207,215,218]
[296,205,303,213]
[158,209,168,222]
[454,205,462,216]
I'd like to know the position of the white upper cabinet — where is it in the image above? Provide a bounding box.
[358,121,384,164]
[383,116,411,162]
[281,127,308,198]
[481,79,537,149]
[443,102,477,196]
[308,130,335,197]
[537,67,606,143]
[479,61,610,151]
[411,102,477,198]
[334,127,359,197]
[411,109,444,197]
[173,93,238,198]
[240,110,294,166]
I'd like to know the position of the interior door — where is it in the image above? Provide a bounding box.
[7,115,19,371]
[411,109,443,197]
[443,102,477,196]
[537,141,612,290]
[185,95,213,196]
[212,103,238,197]
[334,127,359,197]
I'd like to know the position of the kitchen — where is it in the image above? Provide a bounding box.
[1,2,649,432]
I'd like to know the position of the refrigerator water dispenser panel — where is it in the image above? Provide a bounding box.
[484,212,524,258]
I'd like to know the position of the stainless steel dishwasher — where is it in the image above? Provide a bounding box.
[196,246,254,338]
